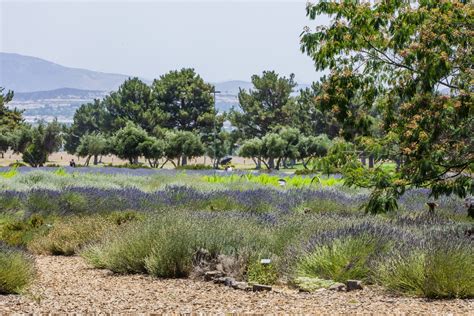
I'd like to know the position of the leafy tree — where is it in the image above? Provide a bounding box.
[103,78,153,132]
[20,122,62,167]
[151,69,216,135]
[301,0,474,213]
[206,131,234,169]
[139,136,166,168]
[229,71,297,139]
[113,123,149,165]
[0,88,23,129]
[239,138,263,169]
[260,133,286,170]
[65,100,108,154]
[164,131,205,167]
[298,134,331,169]
[76,133,108,166]
[0,129,10,158]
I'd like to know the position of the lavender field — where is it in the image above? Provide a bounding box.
[0,167,473,301]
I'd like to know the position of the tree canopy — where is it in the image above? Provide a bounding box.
[301,0,474,213]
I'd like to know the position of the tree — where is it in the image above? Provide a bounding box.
[239,138,263,169]
[76,133,108,166]
[65,100,108,154]
[103,78,153,132]
[301,0,474,213]
[164,131,205,167]
[20,121,62,167]
[260,133,286,170]
[298,134,331,169]
[229,71,297,139]
[151,69,216,135]
[206,131,234,169]
[113,123,149,165]
[139,136,165,168]
[0,88,23,129]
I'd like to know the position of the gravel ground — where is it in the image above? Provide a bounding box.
[0,256,473,314]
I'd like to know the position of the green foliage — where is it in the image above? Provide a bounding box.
[0,168,18,179]
[0,247,35,294]
[376,246,474,299]
[65,100,108,154]
[113,123,149,164]
[104,78,154,132]
[229,71,297,139]
[138,136,165,168]
[301,0,474,213]
[164,131,205,166]
[0,87,24,129]
[247,260,278,285]
[151,68,217,135]
[296,235,388,283]
[76,133,108,166]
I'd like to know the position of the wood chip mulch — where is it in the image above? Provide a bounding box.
[0,256,472,314]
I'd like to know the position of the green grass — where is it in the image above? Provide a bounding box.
[0,247,36,294]
[202,173,343,188]
[376,246,474,298]
[296,235,390,283]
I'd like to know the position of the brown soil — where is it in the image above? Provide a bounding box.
[0,256,472,314]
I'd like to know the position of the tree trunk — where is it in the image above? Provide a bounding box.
[93,155,98,165]
[181,156,187,166]
[268,158,275,169]
[85,155,91,166]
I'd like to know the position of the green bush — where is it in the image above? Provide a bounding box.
[376,246,474,298]
[0,214,50,247]
[247,259,278,285]
[0,246,36,294]
[296,235,387,283]
[28,216,115,255]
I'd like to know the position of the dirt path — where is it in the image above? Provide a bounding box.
[0,256,472,314]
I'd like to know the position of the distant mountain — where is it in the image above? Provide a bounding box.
[0,52,130,92]
[14,88,107,101]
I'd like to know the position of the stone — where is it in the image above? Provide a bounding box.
[328,283,346,291]
[346,280,363,291]
[204,271,224,281]
[232,281,250,291]
[224,277,236,287]
[252,284,272,292]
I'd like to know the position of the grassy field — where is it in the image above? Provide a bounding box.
[0,167,472,298]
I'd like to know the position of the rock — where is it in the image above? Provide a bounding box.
[204,271,224,281]
[346,280,363,291]
[213,277,227,284]
[293,277,334,292]
[232,281,250,291]
[252,284,272,292]
[329,282,346,291]
[224,277,236,287]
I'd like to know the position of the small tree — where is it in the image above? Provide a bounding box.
[239,138,263,169]
[164,131,205,167]
[76,133,108,166]
[298,134,331,169]
[139,136,165,168]
[113,123,149,165]
[261,133,286,170]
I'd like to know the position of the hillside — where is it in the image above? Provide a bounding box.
[0,52,130,92]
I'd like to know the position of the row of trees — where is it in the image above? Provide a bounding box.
[1,1,471,214]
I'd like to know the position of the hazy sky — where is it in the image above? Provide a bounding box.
[1,0,327,83]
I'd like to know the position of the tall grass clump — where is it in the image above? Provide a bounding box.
[376,241,474,298]
[28,213,141,255]
[0,244,35,294]
[296,234,389,283]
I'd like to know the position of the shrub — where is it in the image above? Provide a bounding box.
[0,214,50,247]
[28,216,115,255]
[296,235,388,283]
[376,245,474,298]
[0,244,35,294]
[247,259,278,285]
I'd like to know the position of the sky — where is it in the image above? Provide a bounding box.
[0,0,328,84]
